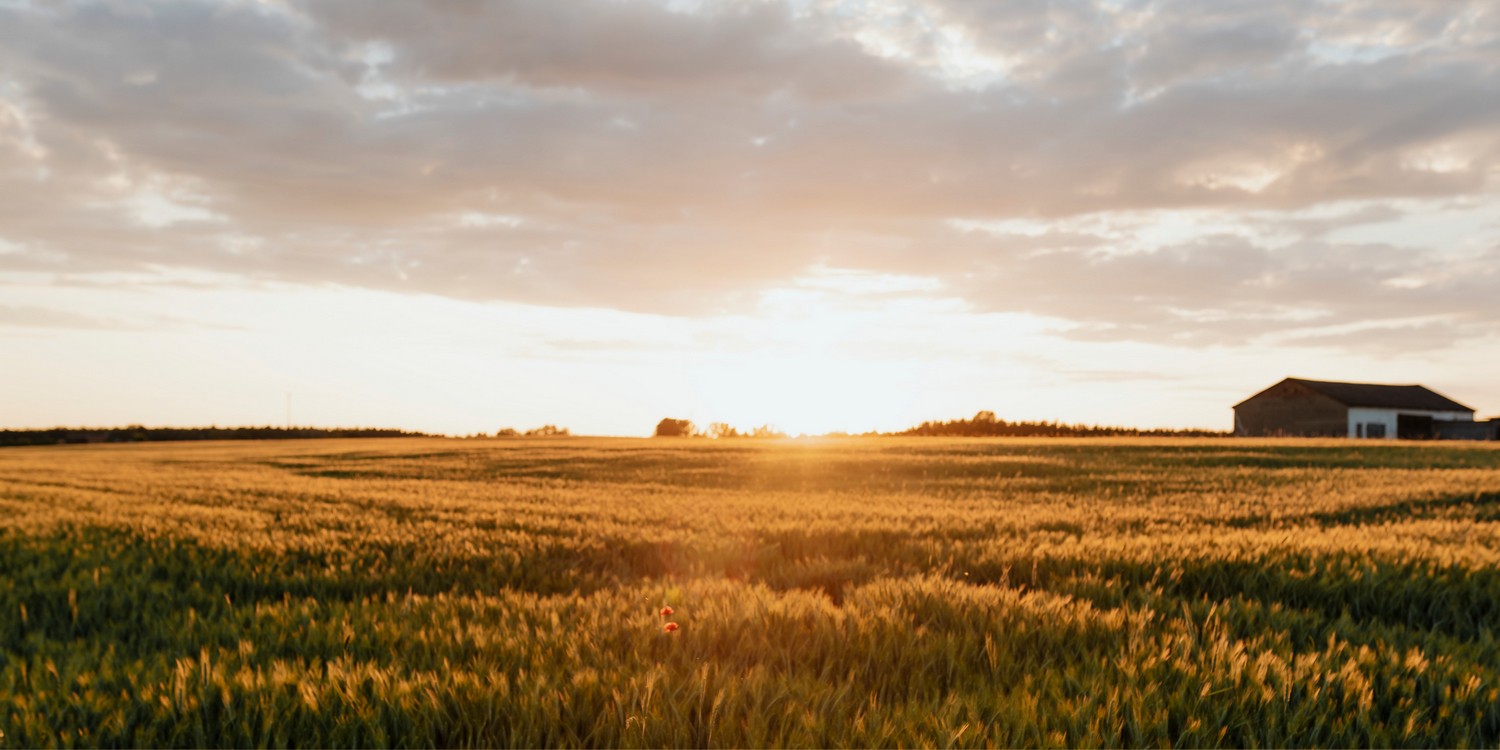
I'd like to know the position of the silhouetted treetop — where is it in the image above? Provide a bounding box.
[653,418,696,437]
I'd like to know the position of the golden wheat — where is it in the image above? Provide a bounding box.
[1,437,1498,747]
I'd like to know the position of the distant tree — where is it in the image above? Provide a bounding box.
[708,422,741,439]
[495,428,520,437]
[750,424,787,439]
[654,418,696,437]
[524,425,570,437]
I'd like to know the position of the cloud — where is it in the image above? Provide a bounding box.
[0,304,133,331]
[917,223,1500,348]
[307,0,917,101]
[0,0,1498,349]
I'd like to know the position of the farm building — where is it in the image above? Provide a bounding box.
[1234,378,1496,439]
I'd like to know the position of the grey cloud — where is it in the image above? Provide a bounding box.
[930,229,1500,350]
[1,0,1499,352]
[305,0,916,102]
[1128,18,1303,93]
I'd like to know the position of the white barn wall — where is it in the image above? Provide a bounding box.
[1346,408,1473,439]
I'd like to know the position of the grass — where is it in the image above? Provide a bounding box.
[2,436,1499,747]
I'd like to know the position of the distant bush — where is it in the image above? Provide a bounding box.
[654,418,696,437]
[524,425,570,437]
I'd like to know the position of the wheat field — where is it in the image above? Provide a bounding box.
[2,436,1498,747]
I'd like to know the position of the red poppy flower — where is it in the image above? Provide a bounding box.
[660,606,674,617]
[663,622,680,633]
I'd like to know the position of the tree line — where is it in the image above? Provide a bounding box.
[894,411,1226,438]
[494,425,571,437]
[653,419,787,438]
[652,411,1226,439]
[0,426,428,447]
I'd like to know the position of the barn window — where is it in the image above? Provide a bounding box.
[1366,423,1386,438]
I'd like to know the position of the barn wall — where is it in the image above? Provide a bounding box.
[1347,408,1473,439]
[1233,382,1347,436]
[1347,408,1397,439]
[1435,420,1500,441]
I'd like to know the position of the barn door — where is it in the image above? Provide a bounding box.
[1396,414,1434,440]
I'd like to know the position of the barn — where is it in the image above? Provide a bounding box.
[1233,378,1484,439]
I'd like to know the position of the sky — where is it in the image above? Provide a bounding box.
[2,0,1500,437]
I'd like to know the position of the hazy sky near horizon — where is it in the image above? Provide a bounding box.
[3,0,1500,436]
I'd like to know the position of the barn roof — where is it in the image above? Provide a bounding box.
[1265,378,1474,412]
